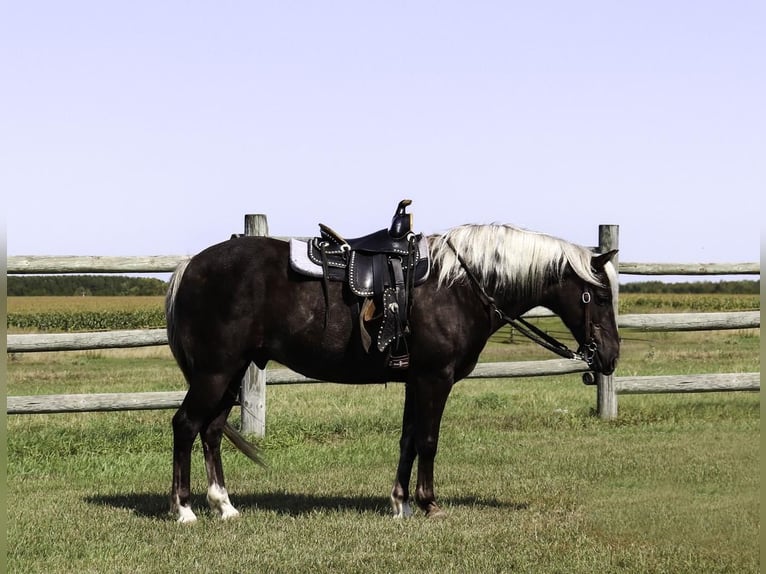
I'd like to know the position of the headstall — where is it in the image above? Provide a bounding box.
[446,238,597,366]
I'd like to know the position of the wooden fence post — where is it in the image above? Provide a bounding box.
[240,214,268,436]
[596,224,619,419]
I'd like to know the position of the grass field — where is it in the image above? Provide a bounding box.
[5,295,761,573]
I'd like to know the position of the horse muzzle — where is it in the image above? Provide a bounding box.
[596,358,618,376]
[578,340,618,376]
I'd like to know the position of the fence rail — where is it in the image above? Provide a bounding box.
[7,329,168,353]
[617,262,760,275]
[8,370,762,414]
[6,220,760,426]
[8,256,760,276]
[7,255,189,274]
[7,311,760,354]
[6,359,591,414]
[615,372,760,395]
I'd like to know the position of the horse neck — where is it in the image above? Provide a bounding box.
[491,273,565,320]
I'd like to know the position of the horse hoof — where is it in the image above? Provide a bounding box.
[172,495,198,523]
[220,507,241,520]
[207,484,240,520]
[391,500,412,519]
[426,507,448,519]
[176,508,198,524]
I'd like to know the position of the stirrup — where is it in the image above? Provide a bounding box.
[388,353,410,370]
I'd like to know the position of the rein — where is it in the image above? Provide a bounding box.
[445,238,594,365]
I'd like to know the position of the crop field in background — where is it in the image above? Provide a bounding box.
[617,292,759,313]
[5,293,761,573]
[7,296,166,332]
[6,293,761,333]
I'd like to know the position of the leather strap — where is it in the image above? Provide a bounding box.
[320,242,330,328]
[446,237,588,363]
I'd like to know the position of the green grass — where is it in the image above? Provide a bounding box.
[6,304,761,573]
[7,383,759,573]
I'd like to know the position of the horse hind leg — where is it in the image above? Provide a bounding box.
[201,394,240,520]
[170,372,242,523]
[171,399,203,523]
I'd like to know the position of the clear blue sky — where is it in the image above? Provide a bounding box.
[3,1,762,277]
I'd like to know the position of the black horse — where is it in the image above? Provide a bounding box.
[165,216,619,523]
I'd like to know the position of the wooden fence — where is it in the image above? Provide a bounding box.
[6,217,760,431]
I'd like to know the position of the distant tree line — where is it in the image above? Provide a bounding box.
[8,275,169,296]
[7,276,759,296]
[620,280,759,294]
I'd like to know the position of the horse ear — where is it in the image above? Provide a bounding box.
[592,249,618,271]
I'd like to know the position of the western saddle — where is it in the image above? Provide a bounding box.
[303,199,430,369]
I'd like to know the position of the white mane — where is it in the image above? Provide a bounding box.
[430,224,609,299]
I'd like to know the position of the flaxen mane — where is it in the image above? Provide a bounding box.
[430,224,612,300]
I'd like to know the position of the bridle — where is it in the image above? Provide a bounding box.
[446,238,598,366]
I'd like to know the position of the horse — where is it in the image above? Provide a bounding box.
[165,221,620,523]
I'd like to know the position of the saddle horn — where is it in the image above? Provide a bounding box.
[389,199,413,238]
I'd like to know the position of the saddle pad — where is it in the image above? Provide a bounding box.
[289,238,324,278]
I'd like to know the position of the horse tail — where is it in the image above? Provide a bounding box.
[165,258,192,371]
[223,423,268,468]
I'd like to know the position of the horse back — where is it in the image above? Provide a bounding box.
[171,236,400,382]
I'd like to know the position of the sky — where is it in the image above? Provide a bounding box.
[2,1,763,281]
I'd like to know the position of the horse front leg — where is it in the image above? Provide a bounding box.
[413,380,451,519]
[391,384,417,518]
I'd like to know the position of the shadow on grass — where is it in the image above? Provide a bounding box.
[85,492,528,519]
